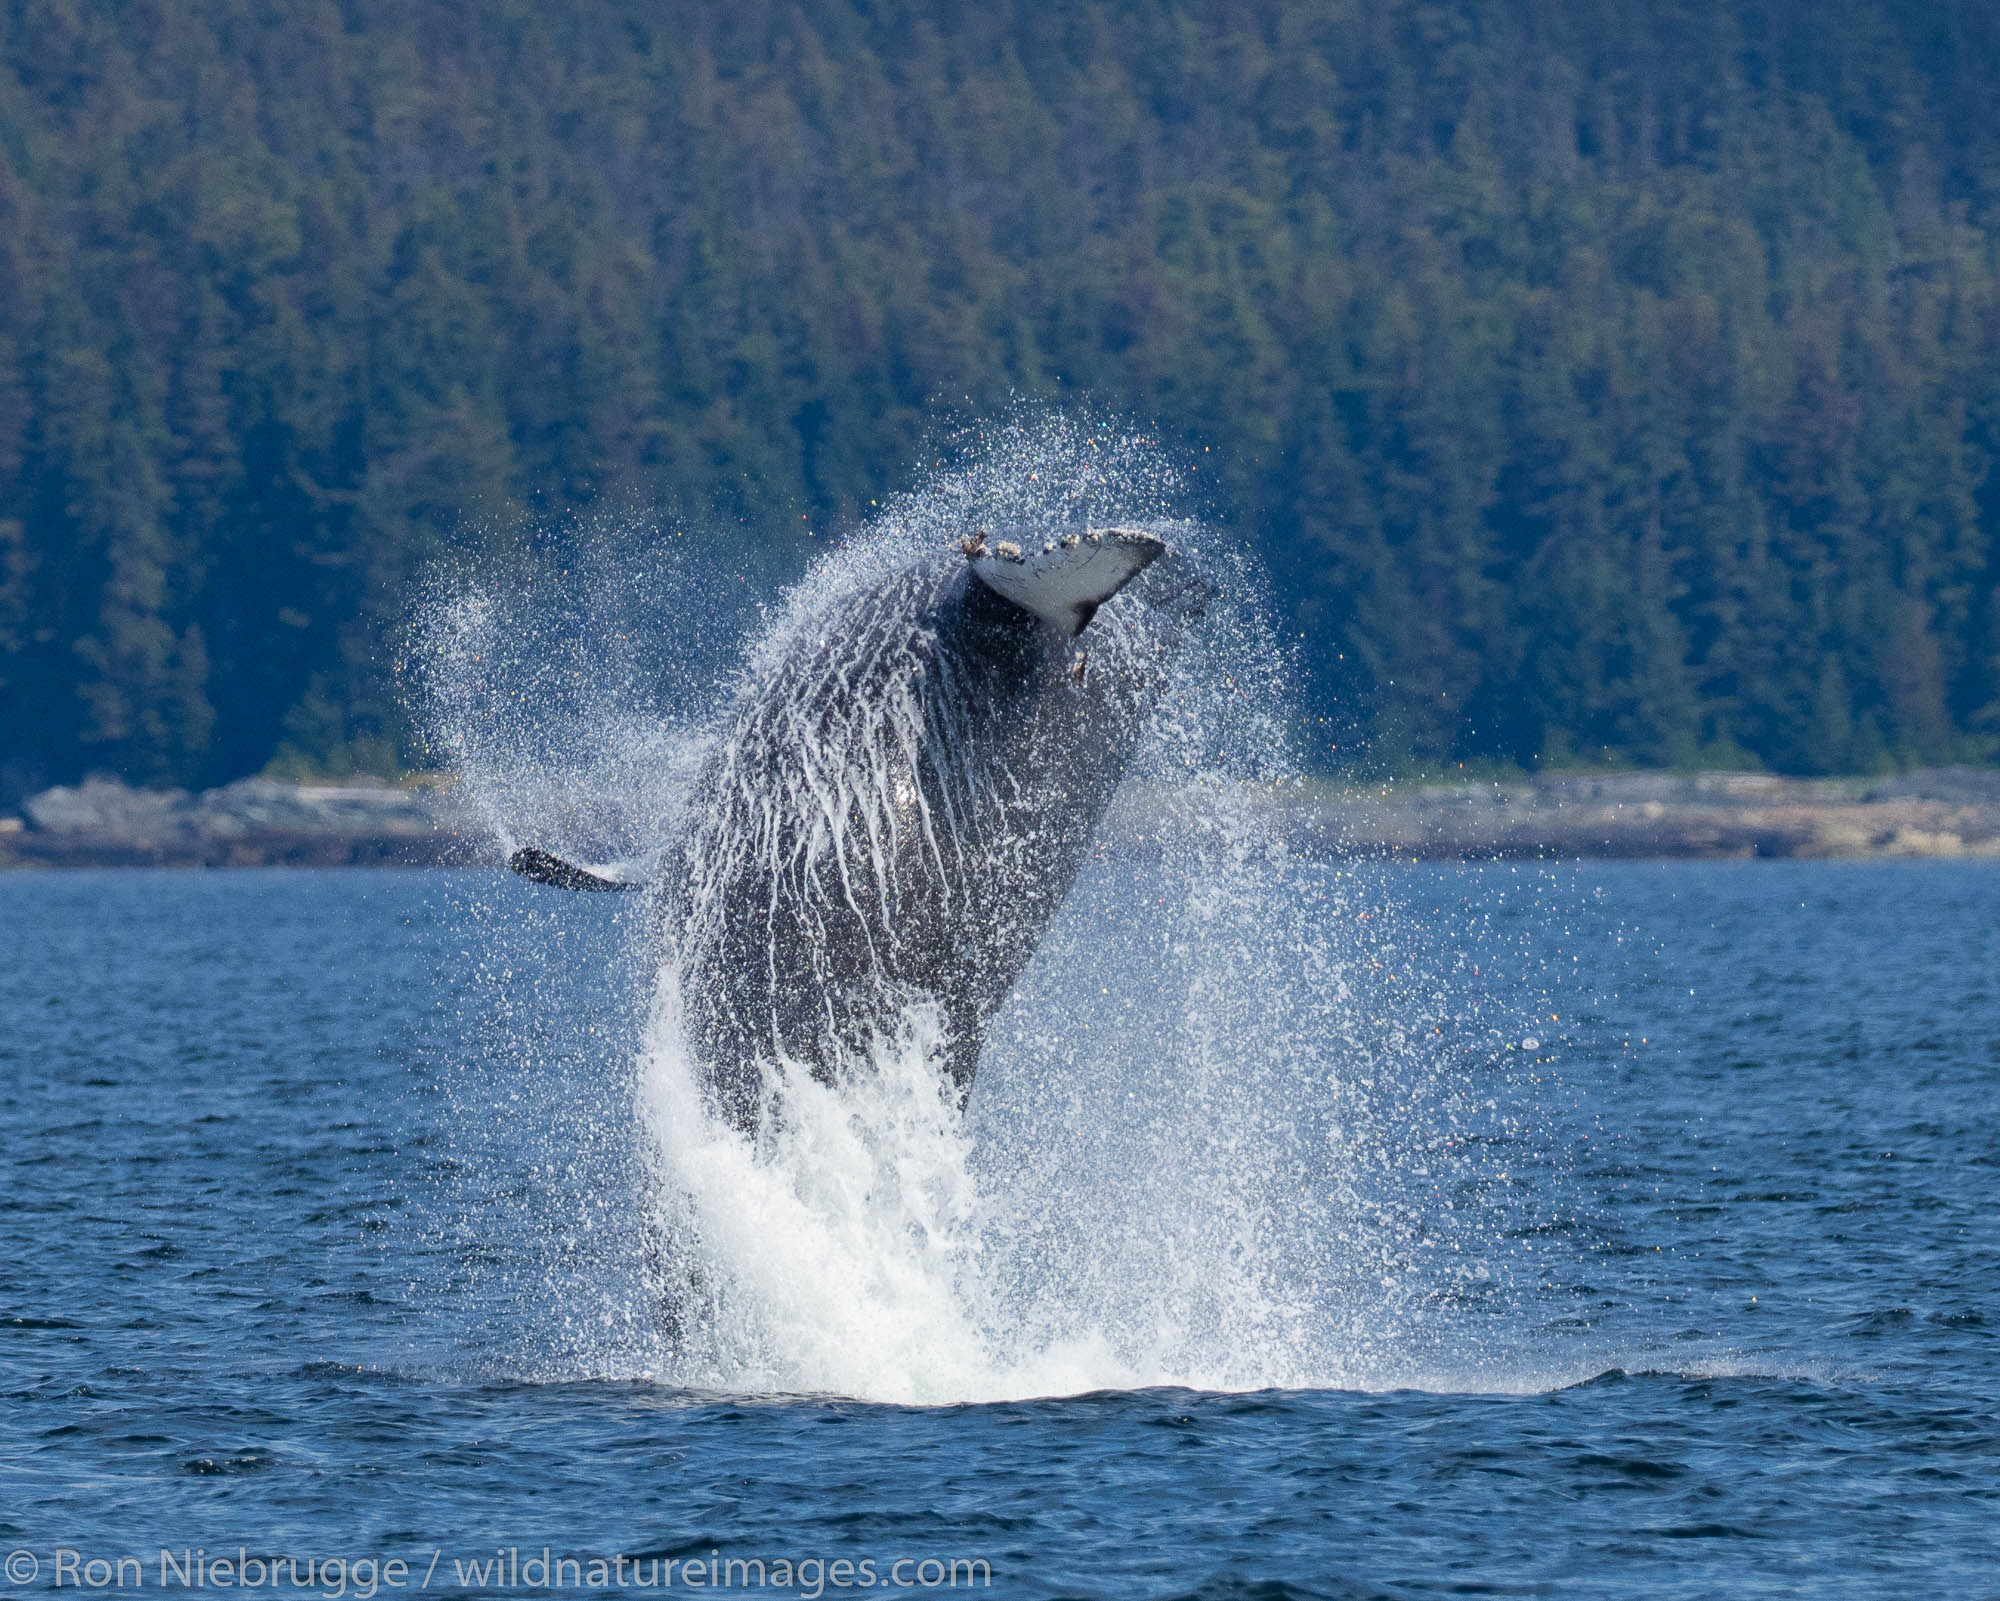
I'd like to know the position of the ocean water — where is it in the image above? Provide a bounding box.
[2,860,1997,1599]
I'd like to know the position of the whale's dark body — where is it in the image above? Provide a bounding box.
[517,528,1205,1130]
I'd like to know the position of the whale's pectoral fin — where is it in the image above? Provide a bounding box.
[508,846,644,893]
[966,526,1166,636]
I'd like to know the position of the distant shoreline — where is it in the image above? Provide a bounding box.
[0,777,480,871]
[1276,768,2000,862]
[5,769,2000,870]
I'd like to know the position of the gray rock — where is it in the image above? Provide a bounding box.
[7,776,484,867]
[23,779,193,836]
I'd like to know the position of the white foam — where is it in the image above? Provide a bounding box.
[421,414,1586,1404]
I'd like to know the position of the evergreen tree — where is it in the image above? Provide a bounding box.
[2,0,1999,797]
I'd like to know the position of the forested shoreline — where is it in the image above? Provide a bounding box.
[4,0,2000,801]
[9,768,2000,866]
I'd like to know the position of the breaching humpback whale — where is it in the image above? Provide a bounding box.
[513,526,1206,1129]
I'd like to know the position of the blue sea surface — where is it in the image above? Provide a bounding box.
[2,862,1997,1598]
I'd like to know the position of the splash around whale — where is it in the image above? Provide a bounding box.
[421,427,1547,1401]
[513,522,1210,1133]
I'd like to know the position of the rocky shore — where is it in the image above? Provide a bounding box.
[5,768,2000,869]
[0,777,481,869]
[1297,767,2000,860]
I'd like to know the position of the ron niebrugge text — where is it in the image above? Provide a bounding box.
[27,1547,992,1596]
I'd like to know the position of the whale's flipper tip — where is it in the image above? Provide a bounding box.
[966,525,1165,636]
[508,846,643,893]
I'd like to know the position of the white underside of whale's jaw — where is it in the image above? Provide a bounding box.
[963,525,1166,636]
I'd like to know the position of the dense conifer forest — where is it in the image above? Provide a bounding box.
[3,0,2000,798]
